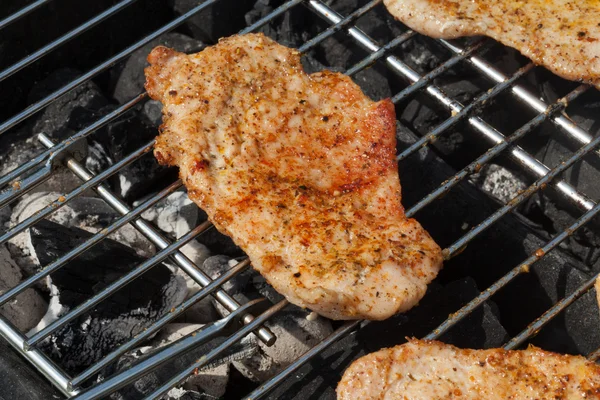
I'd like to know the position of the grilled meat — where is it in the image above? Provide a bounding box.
[144,33,443,320]
[383,0,600,89]
[337,339,600,399]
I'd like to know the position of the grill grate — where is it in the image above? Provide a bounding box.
[0,0,599,399]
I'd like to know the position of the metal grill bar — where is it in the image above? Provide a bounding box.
[404,69,555,217]
[408,83,586,223]
[4,177,182,311]
[298,0,381,53]
[397,62,535,163]
[443,86,591,258]
[306,0,596,213]
[0,141,153,249]
[24,187,193,348]
[391,39,487,105]
[0,0,138,83]
[0,94,147,189]
[439,39,600,154]
[425,192,600,341]
[0,159,53,209]
[144,299,289,400]
[71,258,252,388]
[345,30,416,76]
[0,0,224,136]
[243,320,361,400]
[0,315,78,397]
[0,143,154,305]
[0,0,51,31]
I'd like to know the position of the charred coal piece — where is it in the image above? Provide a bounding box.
[28,219,186,374]
[103,330,256,400]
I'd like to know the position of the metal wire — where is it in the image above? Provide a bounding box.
[144,299,289,400]
[70,258,252,388]
[0,94,147,189]
[0,0,138,83]
[0,0,224,136]
[396,62,536,163]
[439,39,600,155]
[298,0,381,53]
[0,0,51,31]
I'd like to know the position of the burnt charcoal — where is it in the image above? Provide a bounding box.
[202,255,251,296]
[86,104,177,202]
[250,275,285,305]
[262,278,507,400]
[28,69,109,143]
[233,307,333,383]
[499,252,600,355]
[111,33,204,105]
[28,219,186,374]
[516,89,600,268]
[104,331,256,400]
[0,340,64,400]
[170,0,256,44]
[0,245,47,333]
[245,0,312,48]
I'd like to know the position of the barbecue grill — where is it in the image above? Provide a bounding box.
[1,0,600,398]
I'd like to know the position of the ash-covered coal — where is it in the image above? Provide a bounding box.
[103,324,257,400]
[8,193,156,277]
[0,244,46,332]
[28,219,186,374]
[200,255,333,384]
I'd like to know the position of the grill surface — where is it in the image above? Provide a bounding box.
[0,0,600,399]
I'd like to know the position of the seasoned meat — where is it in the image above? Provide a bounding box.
[144,33,443,320]
[384,0,600,89]
[337,339,600,399]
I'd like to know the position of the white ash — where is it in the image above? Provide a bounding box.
[85,140,113,175]
[470,164,528,204]
[119,175,133,199]
[172,248,219,325]
[106,323,256,400]
[0,245,47,332]
[233,308,333,382]
[139,190,199,240]
[139,189,211,304]
[151,324,252,399]
[27,279,66,336]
